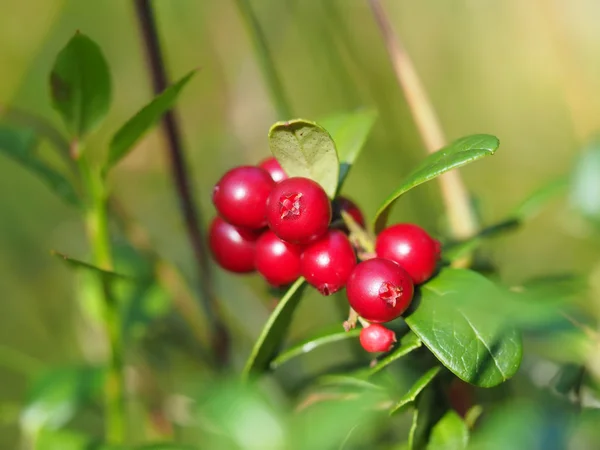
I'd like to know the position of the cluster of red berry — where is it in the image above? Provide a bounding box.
[209,157,441,354]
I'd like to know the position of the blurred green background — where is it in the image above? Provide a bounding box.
[1,0,600,447]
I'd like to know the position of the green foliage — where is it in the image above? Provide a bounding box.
[106,70,197,171]
[366,332,422,376]
[570,139,600,224]
[390,367,441,415]
[49,32,111,140]
[427,410,469,450]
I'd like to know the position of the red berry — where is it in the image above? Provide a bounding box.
[346,258,414,323]
[255,230,303,286]
[259,156,287,183]
[333,196,366,228]
[208,217,260,273]
[266,177,332,244]
[375,223,440,284]
[300,230,356,295]
[359,324,397,353]
[212,166,274,229]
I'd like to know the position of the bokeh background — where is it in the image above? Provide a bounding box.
[1,0,600,447]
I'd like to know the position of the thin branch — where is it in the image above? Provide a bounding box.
[133,0,229,366]
[366,0,478,241]
[233,0,293,119]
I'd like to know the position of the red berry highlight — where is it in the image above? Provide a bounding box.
[266,177,332,244]
[359,324,397,353]
[333,196,366,228]
[208,217,260,273]
[259,156,287,183]
[255,230,303,287]
[346,258,414,323]
[300,230,356,295]
[375,223,440,284]
[212,166,274,229]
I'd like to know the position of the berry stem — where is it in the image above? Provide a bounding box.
[133,0,230,366]
[233,0,293,119]
[366,0,479,251]
[341,210,375,255]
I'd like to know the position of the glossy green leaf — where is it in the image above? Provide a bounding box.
[405,269,522,387]
[270,328,361,370]
[49,32,111,139]
[51,251,131,280]
[318,109,377,191]
[427,410,469,450]
[20,366,103,434]
[390,366,441,415]
[0,124,80,206]
[367,332,422,376]
[269,119,339,198]
[373,134,499,233]
[408,385,446,450]
[106,70,196,170]
[570,139,600,223]
[242,278,308,380]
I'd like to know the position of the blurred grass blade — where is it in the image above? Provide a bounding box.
[270,328,361,370]
[390,366,441,415]
[50,32,111,140]
[51,251,131,280]
[269,119,339,198]
[106,70,197,171]
[512,176,569,221]
[405,269,522,387]
[427,410,469,449]
[373,134,499,233]
[0,124,80,206]
[242,278,308,380]
[318,108,378,192]
[317,374,384,391]
[367,332,422,376]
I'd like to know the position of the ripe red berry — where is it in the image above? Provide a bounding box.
[208,217,260,273]
[300,230,356,296]
[333,196,366,228]
[258,156,287,183]
[359,324,397,353]
[255,230,303,286]
[346,258,414,323]
[212,166,274,229]
[375,223,441,285]
[266,177,332,245]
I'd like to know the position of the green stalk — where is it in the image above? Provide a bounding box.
[77,149,125,444]
[233,0,293,119]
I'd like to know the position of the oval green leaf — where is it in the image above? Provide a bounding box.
[269,119,339,198]
[242,278,308,380]
[405,269,522,388]
[427,410,469,450]
[318,109,377,192]
[50,32,111,140]
[373,134,499,233]
[270,327,361,370]
[390,366,441,416]
[106,70,197,171]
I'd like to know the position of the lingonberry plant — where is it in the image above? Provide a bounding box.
[0,2,598,449]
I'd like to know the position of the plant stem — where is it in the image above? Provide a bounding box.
[133,0,230,366]
[233,0,293,119]
[366,0,478,243]
[77,149,125,444]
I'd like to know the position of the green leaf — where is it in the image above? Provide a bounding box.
[0,124,80,206]
[427,410,469,450]
[390,366,441,415]
[106,70,197,170]
[34,429,125,450]
[242,278,308,380]
[269,119,339,198]
[317,374,384,391]
[570,139,600,223]
[408,385,446,450]
[405,269,522,387]
[512,176,569,221]
[318,109,377,192]
[51,251,131,280]
[270,328,361,370]
[373,134,499,233]
[137,445,198,450]
[20,366,103,434]
[49,32,111,139]
[366,332,422,376]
